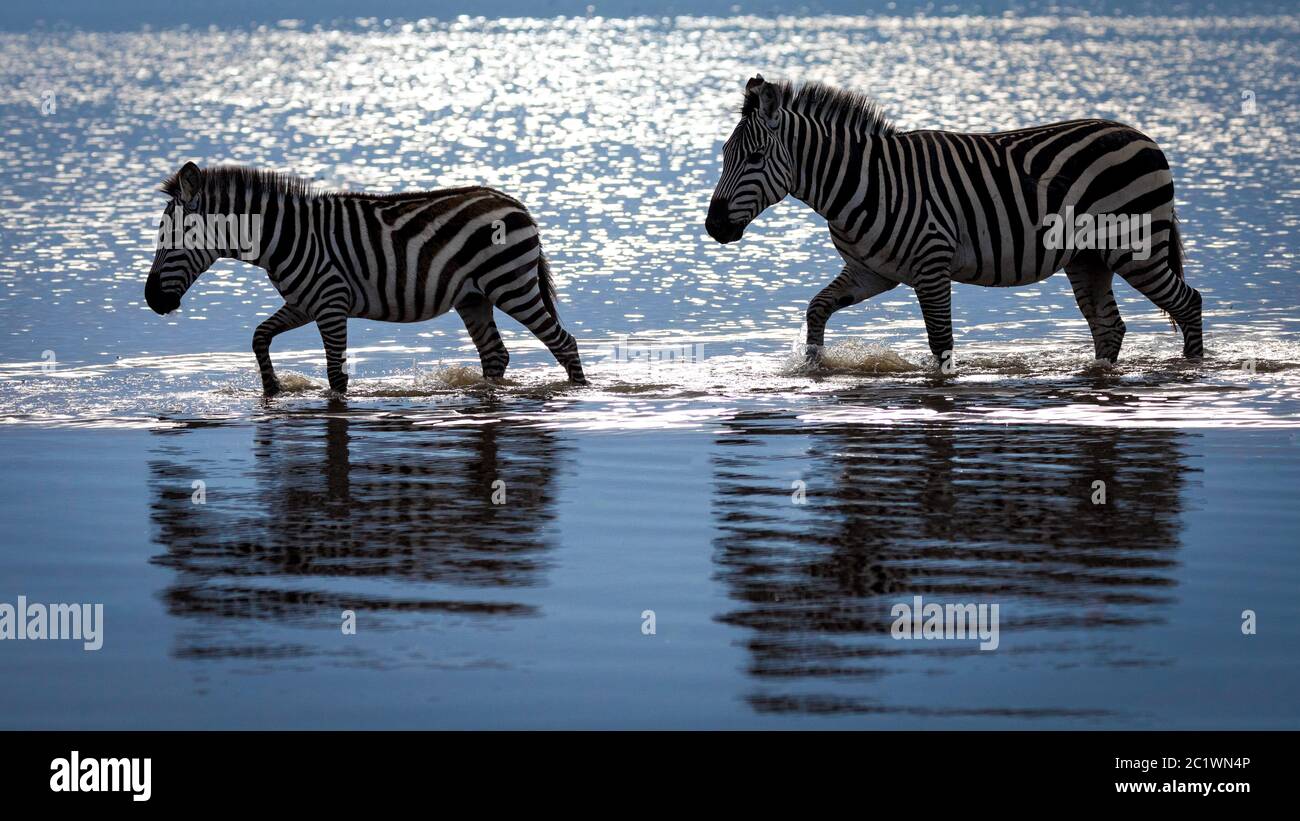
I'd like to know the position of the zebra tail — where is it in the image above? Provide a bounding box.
[1170,210,1184,281]
[537,251,560,321]
[1163,210,1185,330]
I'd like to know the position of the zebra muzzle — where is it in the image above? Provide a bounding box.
[705,200,746,244]
[705,214,745,244]
[145,275,180,315]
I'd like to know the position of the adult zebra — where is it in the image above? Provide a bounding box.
[144,162,586,393]
[705,76,1203,365]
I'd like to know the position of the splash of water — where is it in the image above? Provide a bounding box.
[782,339,923,376]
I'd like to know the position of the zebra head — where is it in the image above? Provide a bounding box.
[706,75,793,244]
[145,162,220,315]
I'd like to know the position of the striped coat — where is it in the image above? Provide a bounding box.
[706,76,1203,365]
[145,163,585,393]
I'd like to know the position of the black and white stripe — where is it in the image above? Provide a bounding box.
[145,162,585,393]
[706,76,1203,364]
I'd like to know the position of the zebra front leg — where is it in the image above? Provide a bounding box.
[315,309,350,393]
[804,266,899,363]
[914,275,955,368]
[252,303,311,396]
[455,293,509,379]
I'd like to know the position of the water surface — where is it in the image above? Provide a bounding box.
[0,12,1297,728]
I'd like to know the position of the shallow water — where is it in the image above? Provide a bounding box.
[0,11,1298,728]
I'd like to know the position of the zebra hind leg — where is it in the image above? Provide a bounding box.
[455,293,509,380]
[1116,256,1203,360]
[1065,254,1126,364]
[491,271,587,385]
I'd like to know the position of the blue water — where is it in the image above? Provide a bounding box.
[0,7,1297,728]
[1,420,1297,728]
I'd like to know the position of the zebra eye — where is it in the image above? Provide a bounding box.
[746,150,764,165]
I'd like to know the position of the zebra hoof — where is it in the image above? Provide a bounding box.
[565,362,588,385]
[328,375,349,394]
[802,344,825,366]
[261,380,281,397]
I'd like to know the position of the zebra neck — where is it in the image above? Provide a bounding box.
[786,124,887,231]
[223,191,319,280]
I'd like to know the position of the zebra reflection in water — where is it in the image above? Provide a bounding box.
[711,414,1194,717]
[147,410,570,662]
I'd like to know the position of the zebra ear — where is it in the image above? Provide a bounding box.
[757,83,780,129]
[745,74,765,92]
[177,162,203,205]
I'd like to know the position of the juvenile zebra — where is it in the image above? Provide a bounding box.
[706,76,1204,365]
[144,162,586,393]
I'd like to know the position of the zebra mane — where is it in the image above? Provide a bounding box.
[743,80,897,137]
[159,165,321,199]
